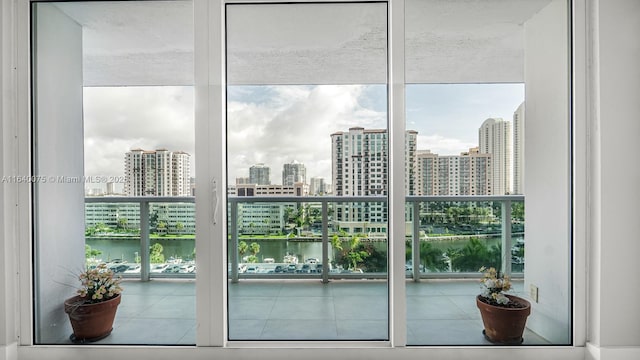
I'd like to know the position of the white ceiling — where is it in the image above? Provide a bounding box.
[53,0,555,86]
[55,1,194,86]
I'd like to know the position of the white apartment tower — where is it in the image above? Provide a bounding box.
[331,127,417,233]
[282,161,307,186]
[416,148,492,196]
[479,118,512,195]
[124,149,191,196]
[309,177,327,195]
[513,102,525,195]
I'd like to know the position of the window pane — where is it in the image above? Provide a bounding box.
[226,2,388,341]
[32,1,195,345]
[404,0,571,346]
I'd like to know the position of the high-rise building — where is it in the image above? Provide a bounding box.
[249,163,271,185]
[513,102,525,195]
[416,148,492,196]
[124,149,191,196]
[309,177,327,196]
[332,127,417,196]
[479,118,512,195]
[282,161,306,186]
[172,151,190,197]
[331,127,417,234]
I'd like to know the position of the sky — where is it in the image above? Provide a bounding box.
[83,83,524,190]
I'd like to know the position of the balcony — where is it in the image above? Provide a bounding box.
[86,195,524,280]
[81,195,537,345]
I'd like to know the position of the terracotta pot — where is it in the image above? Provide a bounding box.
[64,294,121,343]
[476,294,531,345]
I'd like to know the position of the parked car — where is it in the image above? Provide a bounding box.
[151,263,170,273]
[178,264,195,273]
[124,264,141,273]
[162,264,181,273]
[287,264,297,273]
[245,266,259,273]
[109,264,129,273]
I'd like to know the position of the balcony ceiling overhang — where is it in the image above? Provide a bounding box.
[54,0,554,87]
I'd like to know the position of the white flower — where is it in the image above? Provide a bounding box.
[494,293,510,305]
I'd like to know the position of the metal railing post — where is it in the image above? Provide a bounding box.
[321,201,329,283]
[501,199,512,276]
[140,201,150,281]
[412,199,421,282]
[230,200,239,283]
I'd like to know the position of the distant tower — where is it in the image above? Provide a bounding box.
[479,118,512,195]
[331,127,417,232]
[249,163,271,185]
[124,149,191,196]
[106,182,115,195]
[513,102,525,195]
[416,148,491,196]
[282,161,307,186]
[309,177,326,195]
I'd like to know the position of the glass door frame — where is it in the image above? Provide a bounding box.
[194,0,407,347]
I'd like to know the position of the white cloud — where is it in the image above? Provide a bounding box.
[83,86,195,181]
[227,85,386,183]
[416,134,477,156]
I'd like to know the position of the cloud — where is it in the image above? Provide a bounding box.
[227,85,386,183]
[416,134,477,156]
[83,86,195,180]
[83,84,492,189]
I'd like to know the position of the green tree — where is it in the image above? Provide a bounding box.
[156,221,167,233]
[419,242,448,272]
[150,243,165,264]
[249,242,260,256]
[117,217,128,231]
[450,237,491,272]
[512,202,525,222]
[406,241,448,272]
[85,244,102,259]
[238,241,248,259]
[358,243,386,272]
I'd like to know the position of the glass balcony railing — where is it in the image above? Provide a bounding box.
[85,195,524,282]
[85,196,196,280]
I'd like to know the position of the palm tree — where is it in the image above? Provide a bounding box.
[117,217,128,231]
[451,237,490,272]
[249,242,260,256]
[419,242,448,272]
[238,241,248,260]
[150,243,165,264]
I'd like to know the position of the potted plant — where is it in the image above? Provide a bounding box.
[476,266,531,345]
[64,263,123,343]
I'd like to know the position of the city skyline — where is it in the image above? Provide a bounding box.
[83,84,524,193]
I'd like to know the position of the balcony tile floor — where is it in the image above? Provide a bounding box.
[68,278,550,345]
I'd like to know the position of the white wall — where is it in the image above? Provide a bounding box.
[523,0,571,344]
[1,0,18,356]
[32,4,85,344]
[590,0,640,351]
